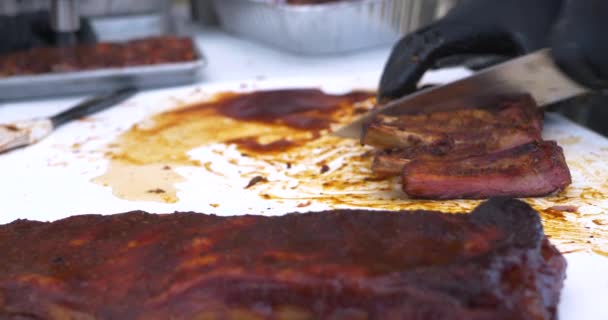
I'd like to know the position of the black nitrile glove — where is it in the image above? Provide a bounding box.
[379,0,608,101]
[551,0,608,92]
[0,11,96,55]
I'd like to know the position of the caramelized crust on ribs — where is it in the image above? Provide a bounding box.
[402,141,572,199]
[0,198,565,320]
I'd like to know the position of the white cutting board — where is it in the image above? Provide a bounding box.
[0,74,607,319]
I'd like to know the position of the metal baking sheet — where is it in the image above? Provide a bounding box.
[0,38,206,101]
[213,0,457,55]
[0,74,607,319]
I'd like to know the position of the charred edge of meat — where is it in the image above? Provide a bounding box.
[402,141,572,200]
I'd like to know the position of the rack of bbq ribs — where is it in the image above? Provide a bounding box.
[0,37,197,76]
[0,198,565,320]
[0,36,204,100]
[362,94,572,199]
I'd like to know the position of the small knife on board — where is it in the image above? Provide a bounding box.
[0,87,137,154]
[334,48,590,139]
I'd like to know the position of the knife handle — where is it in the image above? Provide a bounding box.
[51,87,137,128]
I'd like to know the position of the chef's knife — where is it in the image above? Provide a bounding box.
[0,87,137,154]
[334,48,590,139]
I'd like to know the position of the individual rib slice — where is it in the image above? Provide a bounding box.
[402,141,572,199]
[362,95,543,153]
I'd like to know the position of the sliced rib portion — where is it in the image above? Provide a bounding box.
[402,141,572,199]
[363,95,543,154]
[361,94,572,199]
[0,198,565,320]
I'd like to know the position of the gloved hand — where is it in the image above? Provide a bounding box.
[0,11,96,55]
[551,0,608,92]
[378,0,608,101]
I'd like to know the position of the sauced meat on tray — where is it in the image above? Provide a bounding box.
[0,37,197,77]
[0,198,565,320]
[364,95,572,199]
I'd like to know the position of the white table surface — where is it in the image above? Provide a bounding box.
[0,28,607,320]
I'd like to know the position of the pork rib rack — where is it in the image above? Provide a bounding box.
[363,95,572,199]
[0,198,565,320]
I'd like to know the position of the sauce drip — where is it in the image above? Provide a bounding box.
[94,89,374,202]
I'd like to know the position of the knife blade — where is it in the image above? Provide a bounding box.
[0,87,137,154]
[334,48,589,139]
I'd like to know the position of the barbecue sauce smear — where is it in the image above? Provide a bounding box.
[94,89,376,203]
[95,89,608,255]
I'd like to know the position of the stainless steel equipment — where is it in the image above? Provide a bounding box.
[50,0,80,45]
[0,0,169,17]
[213,0,459,55]
[50,0,79,32]
[0,0,173,41]
[335,49,590,139]
[80,0,174,40]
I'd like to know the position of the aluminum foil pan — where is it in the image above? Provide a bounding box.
[213,0,459,55]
